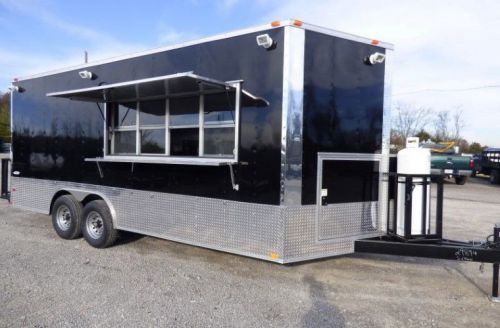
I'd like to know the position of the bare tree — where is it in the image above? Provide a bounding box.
[433,107,466,142]
[0,92,10,142]
[434,110,449,142]
[391,102,433,144]
[450,107,466,142]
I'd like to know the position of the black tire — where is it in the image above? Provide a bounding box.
[51,194,83,239]
[490,170,500,185]
[81,200,118,248]
[454,176,467,185]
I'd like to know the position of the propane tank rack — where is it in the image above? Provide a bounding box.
[355,173,500,302]
[388,173,443,240]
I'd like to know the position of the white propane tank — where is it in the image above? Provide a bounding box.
[396,137,431,236]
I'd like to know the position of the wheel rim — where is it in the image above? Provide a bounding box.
[86,211,104,239]
[56,205,72,231]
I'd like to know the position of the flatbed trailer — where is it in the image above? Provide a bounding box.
[478,148,500,184]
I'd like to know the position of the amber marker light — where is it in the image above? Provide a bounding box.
[292,19,303,27]
[371,39,380,45]
[271,21,281,27]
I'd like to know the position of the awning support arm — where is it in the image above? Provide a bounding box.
[95,103,108,127]
[228,164,239,191]
[95,161,104,179]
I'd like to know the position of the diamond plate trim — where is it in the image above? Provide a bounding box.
[317,201,379,241]
[11,177,384,263]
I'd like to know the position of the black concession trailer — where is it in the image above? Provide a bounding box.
[11,20,393,262]
[8,19,500,301]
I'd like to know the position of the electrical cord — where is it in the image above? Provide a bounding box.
[485,234,500,248]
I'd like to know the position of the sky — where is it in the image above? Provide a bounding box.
[1,0,499,146]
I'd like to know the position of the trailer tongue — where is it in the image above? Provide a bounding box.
[355,173,500,302]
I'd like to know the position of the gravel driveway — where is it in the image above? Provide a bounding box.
[1,177,499,327]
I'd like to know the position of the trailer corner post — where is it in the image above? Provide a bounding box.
[280,25,305,206]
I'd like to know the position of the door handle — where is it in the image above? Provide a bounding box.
[320,189,328,206]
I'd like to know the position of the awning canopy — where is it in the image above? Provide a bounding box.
[46,71,269,107]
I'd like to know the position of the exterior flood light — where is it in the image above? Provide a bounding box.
[78,70,94,79]
[256,34,274,49]
[368,52,386,65]
[8,85,24,93]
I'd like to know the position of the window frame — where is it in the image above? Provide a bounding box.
[104,82,241,163]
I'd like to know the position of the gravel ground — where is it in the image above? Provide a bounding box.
[1,176,500,327]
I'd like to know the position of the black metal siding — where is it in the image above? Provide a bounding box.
[12,28,284,205]
[302,31,386,205]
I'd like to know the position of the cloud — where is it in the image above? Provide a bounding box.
[0,0,147,84]
[157,29,186,45]
[218,0,240,10]
[0,50,78,86]
[2,0,499,146]
[1,0,107,42]
[266,0,500,145]
[0,0,202,82]
[155,24,201,46]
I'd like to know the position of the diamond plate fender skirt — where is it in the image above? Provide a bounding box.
[11,177,384,263]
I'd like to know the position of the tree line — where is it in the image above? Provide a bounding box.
[0,92,10,143]
[390,102,486,154]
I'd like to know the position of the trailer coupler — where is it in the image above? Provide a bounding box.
[355,224,500,302]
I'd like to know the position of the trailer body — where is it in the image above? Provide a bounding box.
[10,20,393,263]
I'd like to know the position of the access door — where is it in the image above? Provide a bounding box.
[316,153,385,241]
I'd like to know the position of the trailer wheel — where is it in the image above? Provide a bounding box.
[490,170,500,185]
[454,176,467,185]
[52,195,83,239]
[81,200,118,248]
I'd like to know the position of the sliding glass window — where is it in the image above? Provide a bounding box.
[139,100,166,154]
[108,91,237,158]
[203,93,235,157]
[110,102,137,155]
[169,97,199,156]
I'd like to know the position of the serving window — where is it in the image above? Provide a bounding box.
[169,96,200,156]
[107,91,237,159]
[47,72,268,166]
